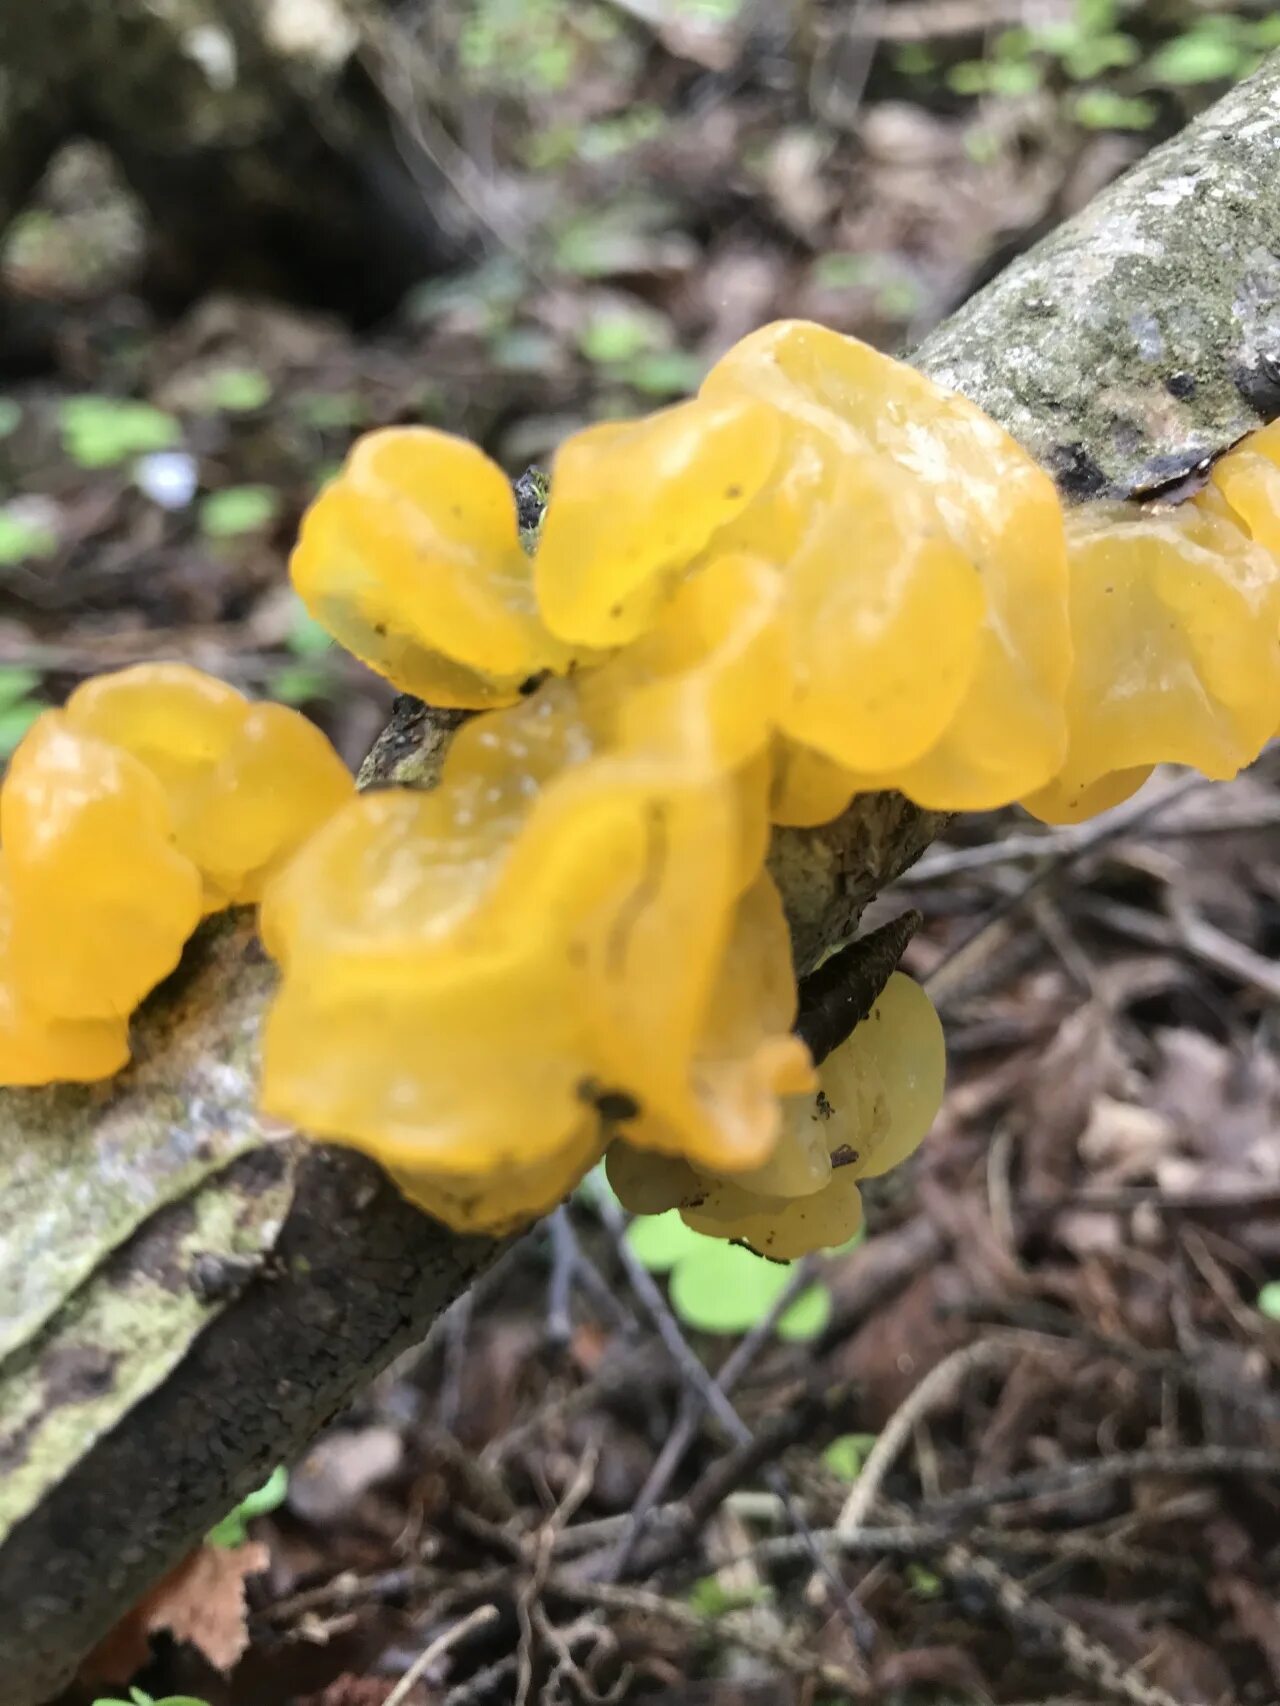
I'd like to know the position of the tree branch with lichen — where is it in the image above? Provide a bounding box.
[2,54,1280,1704]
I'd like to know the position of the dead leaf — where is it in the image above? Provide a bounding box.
[80,1540,269,1683]
[1021,1004,1131,1197]
[1078,1094,1176,1182]
[1149,1027,1280,1179]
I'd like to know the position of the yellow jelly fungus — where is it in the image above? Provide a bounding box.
[1021,501,1280,825]
[766,736,859,829]
[291,427,581,707]
[66,663,353,905]
[1203,419,1280,562]
[2,712,203,1022]
[0,861,129,1083]
[0,667,351,1084]
[21,319,1280,1251]
[263,326,1280,1243]
[260,570,813,1231]
[534,394,783,646]
[700,321,1073,807]
[608,972,945,1259]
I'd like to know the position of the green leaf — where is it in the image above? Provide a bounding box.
[0,510,56,566]
[269,662,330,706]
[777,1280,831,1342]
[687,1575,769,1616]
[293,390,366,431]
[1146,31,1245,86]
[60,397,181,468]
[624,1209,703,1273]
[893,42,937,75]
[199,484,280,539]
[0,700,44,756]
[1071,88,1157,130]
[669,1239,797,1335]
[489,328,559,373]
[0,667,39,710]
[621,350,704,398]
[813,253,870,290]
[907,1563,943,1598]
[948,57,1040,96]
[204,366,273,413]
[578,306,668,367]
[822,1433,879,1481]
[207,1464,288,1547]
[408,256,526,323]
[1257,1281,1280,1320]
[93,1695,213,1706]
[1062,32,1139,79]
[0,399,21,439]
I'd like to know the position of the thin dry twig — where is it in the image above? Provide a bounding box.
[592,1182,876,1665]
[551,1577,872,1697]
[831,1336,1035,1538]
[920,1444,1280,1523]
[922,772,1212,1003]
[384,1604,501,1706]
[603,1255,819,1578]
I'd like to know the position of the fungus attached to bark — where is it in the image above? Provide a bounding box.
[258,320,1280,1250]
[0,667,350,1083]
[12,323,1280,1251]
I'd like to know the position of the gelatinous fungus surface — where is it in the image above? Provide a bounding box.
[14,322,1280,1255]
[0,666,350,1081]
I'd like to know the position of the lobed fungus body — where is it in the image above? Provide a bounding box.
[606,972,946,1258]
[260,560,815,1235]
[265,317,1280,1247]
[12,319,1280,1254]
[0,667,350,1083]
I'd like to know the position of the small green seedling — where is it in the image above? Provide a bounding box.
[206,1464,288,1547]
[201,367,273,414]
[93,1691,212,1706]
[822,1433,879,1482]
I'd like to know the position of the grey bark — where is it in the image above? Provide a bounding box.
[2,54,1280,1704]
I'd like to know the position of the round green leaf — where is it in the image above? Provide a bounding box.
[624,1209,703,1273]
[668,1238,794,1334]
[777,1280,831,1342]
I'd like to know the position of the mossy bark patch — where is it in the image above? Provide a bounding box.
[915,54,1280,498]
[0,1144,292,1539]
[0,912,279,1362]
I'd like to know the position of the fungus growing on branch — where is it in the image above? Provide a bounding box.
[606,971,946,1259]
[0,667,351,1083]
[257,319,1280,1251]
[9,321,1280,1257]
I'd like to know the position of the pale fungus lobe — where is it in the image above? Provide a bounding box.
[607,972,946,1260]
[1021,500,1280,824]
[0,666,350,1084]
